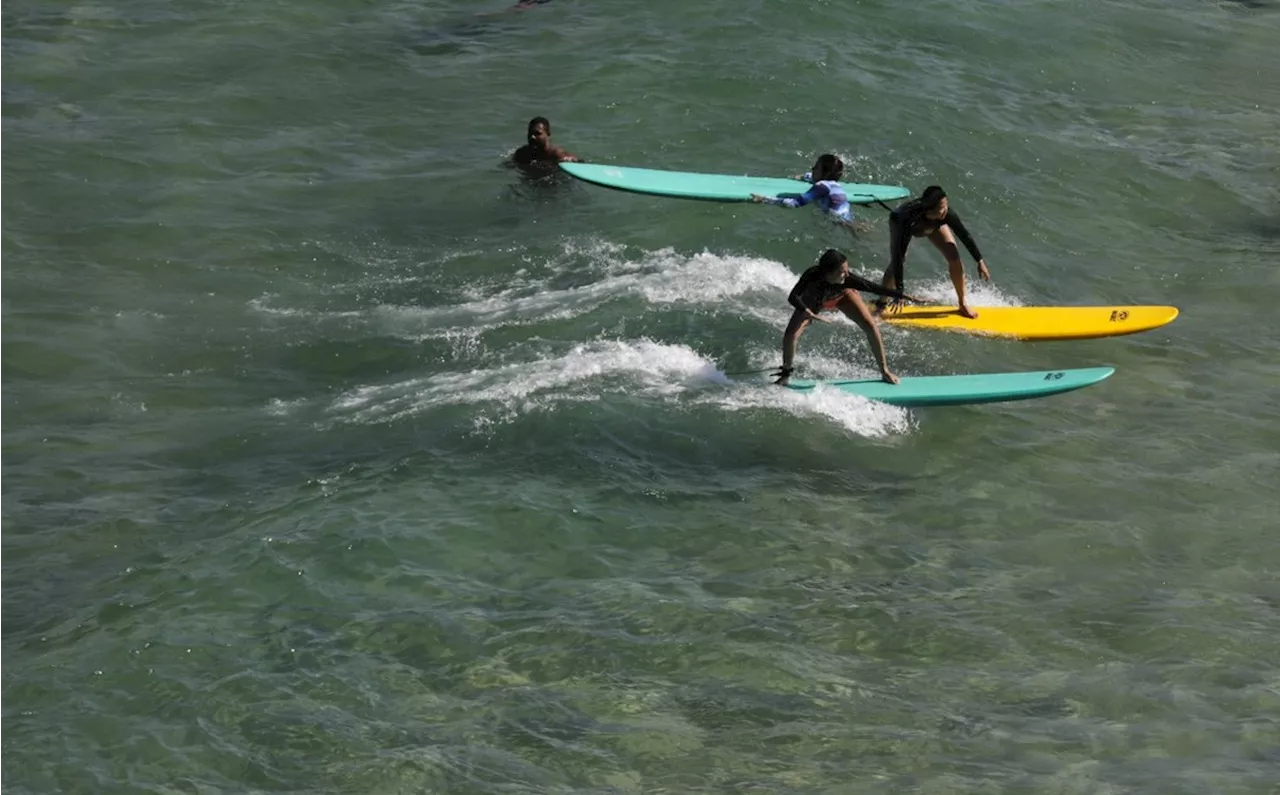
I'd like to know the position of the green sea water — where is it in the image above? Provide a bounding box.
[4,0,1280,792]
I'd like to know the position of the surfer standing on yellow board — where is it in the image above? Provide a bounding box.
[773,249,920,387]
[877,185,991,319]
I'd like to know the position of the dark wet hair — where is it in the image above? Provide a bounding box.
[527,116,550,142]
[921,185,947,209]
[814,153,845,181]
[818,248,847,275]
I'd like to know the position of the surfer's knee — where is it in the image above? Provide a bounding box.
[837,292,874,325]
[933,238,961,261]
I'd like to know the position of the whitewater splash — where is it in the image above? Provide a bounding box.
[259,237,1026,437]
[323,338,912,438]
[250,236,1021,339]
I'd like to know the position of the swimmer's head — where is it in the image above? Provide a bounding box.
[812,154,845,182]
[527,117,551,147]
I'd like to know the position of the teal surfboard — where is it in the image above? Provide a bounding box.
[559,162,911,205]
[782,367,1115,408]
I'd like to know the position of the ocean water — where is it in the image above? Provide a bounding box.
[4,0,1280,792]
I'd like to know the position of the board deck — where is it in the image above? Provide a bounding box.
[559,162,911,205]
[782,367,1115,408]
[881,305,1179,341]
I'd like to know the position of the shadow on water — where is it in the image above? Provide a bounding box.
[503,163,583,202]
[1168,196,1280,250]
[1243,214,1280,240]
[1194,208,1280,253]
[357,163,587,250]
[406,0,560,56]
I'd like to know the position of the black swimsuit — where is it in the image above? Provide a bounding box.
[887,199,984,291]
[789,265,907,313]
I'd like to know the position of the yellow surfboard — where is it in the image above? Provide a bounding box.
[881,305,1179,341]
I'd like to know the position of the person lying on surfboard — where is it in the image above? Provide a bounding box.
[877,185,991,319]
[511,116,580,175]
[748,154,858,227]
[773,249,921,387]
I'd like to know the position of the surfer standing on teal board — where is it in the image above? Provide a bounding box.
[878,185,991,319]
[774,249,920,387]
[511,117,580,175]
[748,154,859,229]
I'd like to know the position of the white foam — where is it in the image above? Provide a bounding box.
[247,295,311,318]
[552,237,634,271]
[324,338,909,438]
[628,248,800,304]
[248,294,363,319]
[263,238,1022,438]
[347,246,804,340]
[253,235,1026,339]
[265,397,309,416]
[702,347,914,439]
[254,238,1031,342]
[328,339,725,424]
[700,383,912,439]
[901,274,1024,308]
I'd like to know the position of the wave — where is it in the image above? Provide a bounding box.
[323,338,911,438]
[249,237,1022,340]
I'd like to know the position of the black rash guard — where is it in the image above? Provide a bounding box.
[888,199,984,290]
[789,266,909,313]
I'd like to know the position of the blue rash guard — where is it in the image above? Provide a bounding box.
[760,173,854,222]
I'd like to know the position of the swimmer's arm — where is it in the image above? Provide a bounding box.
[756,183,829,208]
[547,145,581,163]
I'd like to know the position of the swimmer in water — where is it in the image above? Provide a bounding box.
[877,185,991,319]
[749,154,860,231]
[510,116,580,175]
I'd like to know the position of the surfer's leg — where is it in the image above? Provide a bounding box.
[836,291,898,385]
[927,227,977,319]
[879,217,909,313]
[779,308,811,384]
